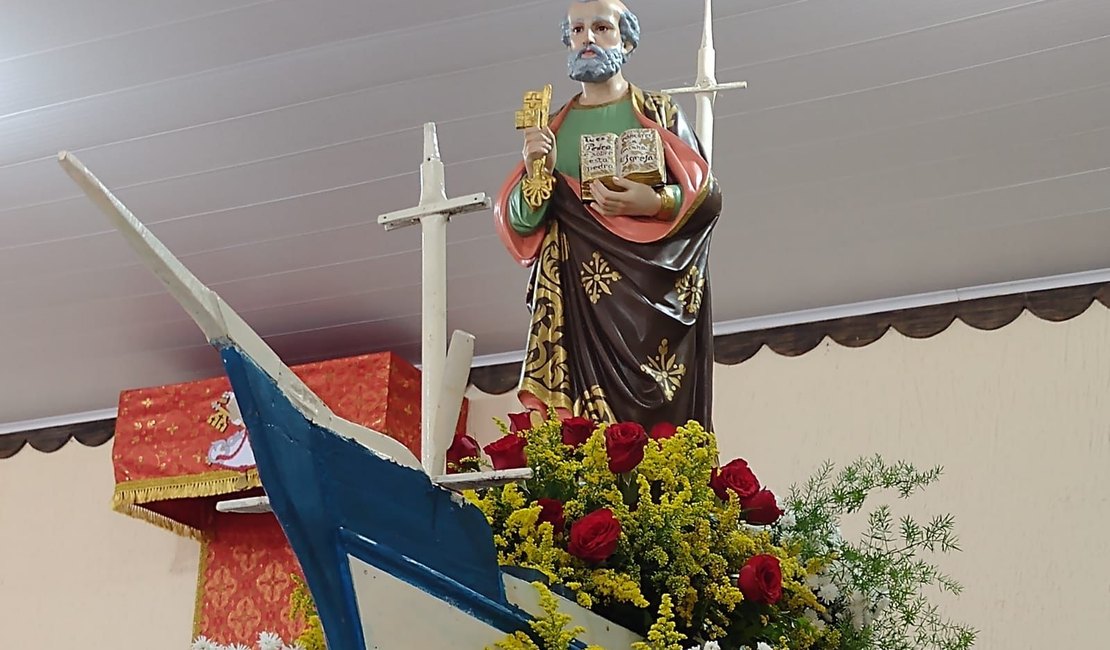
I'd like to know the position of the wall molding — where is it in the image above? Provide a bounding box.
[0,418,116,460]
[469,280,1110,395]
[5,275,1108,459]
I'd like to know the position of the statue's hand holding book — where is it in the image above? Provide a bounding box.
[580,128,665,202]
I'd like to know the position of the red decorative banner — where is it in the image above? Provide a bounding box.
[195,513,307,644]
[111,351,433,537]
[109,350,467,645]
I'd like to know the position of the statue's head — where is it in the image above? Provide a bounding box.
[562,0,641,83]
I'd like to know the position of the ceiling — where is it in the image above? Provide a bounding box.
[2,0,1109,428]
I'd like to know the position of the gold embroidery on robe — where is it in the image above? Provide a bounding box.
[574,385,616,424]
[675,265,705,314]
[640,338,686,402]
[520,222,573,412]
[580,252,622,304]
[634,89,678,130]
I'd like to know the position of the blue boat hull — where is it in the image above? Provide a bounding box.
[57,149,638,650]
[218,344,569,650]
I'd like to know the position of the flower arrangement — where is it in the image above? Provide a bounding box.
[451,411,976,650]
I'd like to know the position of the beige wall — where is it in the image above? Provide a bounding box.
[0,441,198,648]
[2,305,1106,648]
[467,306,1110,647]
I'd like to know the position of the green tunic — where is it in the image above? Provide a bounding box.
[508,96,682,234]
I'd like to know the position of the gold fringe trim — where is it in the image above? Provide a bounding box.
[111,468,262,540]
[193,536,211,638]
[114,468,262,506]
[114,501,208,541]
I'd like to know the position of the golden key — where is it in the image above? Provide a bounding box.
[514,84,556,209]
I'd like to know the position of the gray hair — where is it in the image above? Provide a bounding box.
[560,7,641,53]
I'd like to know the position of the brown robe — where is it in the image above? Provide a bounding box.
[494,86,723,431]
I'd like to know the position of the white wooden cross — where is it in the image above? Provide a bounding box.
[658,0,747,167]
[377,123,487,477]
[377,124,532,489]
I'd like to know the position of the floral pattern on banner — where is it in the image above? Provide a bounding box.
[197,513,306,644]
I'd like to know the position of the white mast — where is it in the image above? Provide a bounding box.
[659,0,747,167]
[378,124,534,489]
[377,123,488,476]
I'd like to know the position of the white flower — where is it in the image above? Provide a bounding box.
[818,580,840,602]
[756,643,774,650]
[803,608,828,631]
[805,572,830,590]
[258,632,283,650]
[876,595,891,613]
[191,637,218,650]
[229,644,251,650]
[846,590,874,630]
[778,511,797,529]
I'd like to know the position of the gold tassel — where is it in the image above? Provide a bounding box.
[193,537,211,638]
[113,502,208,541]
[113,468,261,507]
[111,468,262,540]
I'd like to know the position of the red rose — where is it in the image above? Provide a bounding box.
[740,489,783,525]
[604,422,648,473]
[649,421,677,440]
[567,508,621,563]
[536,498,565,533]
[710,458,761,501]
[507,411,533,434]
[445,434,480,473]
[483,434,527,470]
[737,554,783,605]
[561,416,594,447]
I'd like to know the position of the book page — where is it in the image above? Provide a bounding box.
[617,129,665,186]
[580,133,619,200]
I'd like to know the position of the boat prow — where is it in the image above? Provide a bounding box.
[58,151,642,649]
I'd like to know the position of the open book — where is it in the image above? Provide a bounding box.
[580,128,666,202]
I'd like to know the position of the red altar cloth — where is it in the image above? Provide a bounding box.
[111,350,462,645]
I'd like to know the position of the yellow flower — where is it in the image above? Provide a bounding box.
[630,594,686,650]
[467,411,845,650]
[488,582,589,650]
[586,569,650,608]
[503,482,528,510]
[488,631,540,650]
